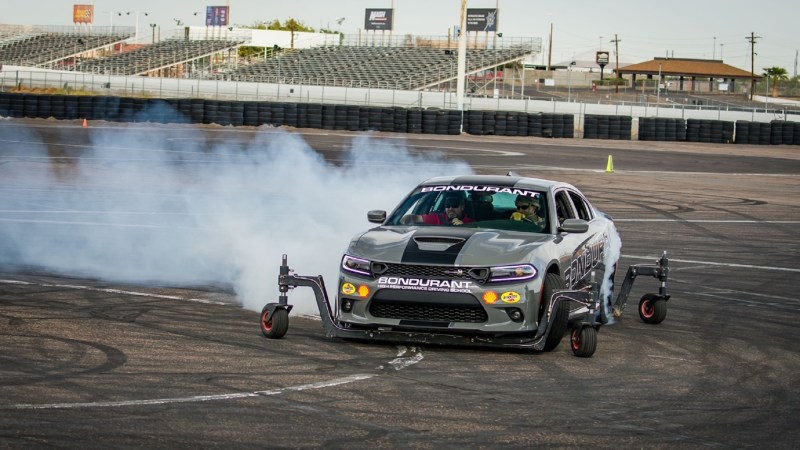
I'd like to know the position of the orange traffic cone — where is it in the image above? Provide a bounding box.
[82,118,88,128]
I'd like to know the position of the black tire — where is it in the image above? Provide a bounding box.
[540,272,569,351]
[570,326,597,358]
[260,306,289,339]
[638,294,667,324]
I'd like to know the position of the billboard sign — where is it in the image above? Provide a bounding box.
[206,6,230,26]
[596,51,610,66]
[466,8,498,32]
[73,4,94,24]
[364,8,393,31]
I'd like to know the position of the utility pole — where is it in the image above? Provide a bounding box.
[456,0,467,113]
[611,34,621,93]
[546,22,553,71]
[746,32,761,101]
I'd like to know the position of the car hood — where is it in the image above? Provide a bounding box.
[348,226,552,266]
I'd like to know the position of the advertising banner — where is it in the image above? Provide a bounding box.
[466,8,498,32]
[206,6,230,26]
[73,4,94,24]
[364,8,393,31]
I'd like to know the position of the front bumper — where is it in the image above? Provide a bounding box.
[336,273,543,334]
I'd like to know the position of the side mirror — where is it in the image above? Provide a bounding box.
[367,210,386,224]
[559,218,589,233]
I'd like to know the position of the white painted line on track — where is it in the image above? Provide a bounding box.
[6,374,377,410]
[616,219,800,224]
[623,254,800,273]
[0,217,203,230]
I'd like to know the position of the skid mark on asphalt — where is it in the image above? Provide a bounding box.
[1,280,425,410]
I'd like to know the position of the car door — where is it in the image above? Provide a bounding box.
[555,189,604,288]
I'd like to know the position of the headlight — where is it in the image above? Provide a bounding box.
[341,255,372,276]
[488,264,537,283]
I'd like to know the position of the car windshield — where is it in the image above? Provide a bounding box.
[386,185,550,233]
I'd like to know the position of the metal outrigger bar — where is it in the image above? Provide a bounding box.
[611,251,671,324]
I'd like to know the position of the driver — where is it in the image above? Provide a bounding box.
[404,192,474,226]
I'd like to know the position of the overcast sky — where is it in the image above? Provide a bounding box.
[3,0,797,74]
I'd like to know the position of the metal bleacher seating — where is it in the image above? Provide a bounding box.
[70,39,244,76]
[216,45,529,90]
[0,30,132,67]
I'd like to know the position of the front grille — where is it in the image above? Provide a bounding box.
[370,300,488,323]
[380,263,476,280]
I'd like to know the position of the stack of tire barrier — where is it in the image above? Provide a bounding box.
[584,115,632,140]
[122,96,453,135]
[638,117,686,141]
[685,119,734,144]
[464,111,573,138]
[734,121,772,145]
[8,92,794,144]
[768,120,800,145]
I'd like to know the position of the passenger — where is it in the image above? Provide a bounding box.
[510,194,545,227]
[404,192,474,226]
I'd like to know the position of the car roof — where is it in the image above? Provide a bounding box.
[418,174,578,193]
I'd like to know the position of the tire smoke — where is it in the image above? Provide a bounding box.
[0,120,472,315]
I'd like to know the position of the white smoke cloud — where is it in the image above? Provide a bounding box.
[600,222,623,324]
[0,118,472,315]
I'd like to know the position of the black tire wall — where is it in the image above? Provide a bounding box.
[0,92,794,144]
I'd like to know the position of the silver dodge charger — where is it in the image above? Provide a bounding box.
[335,174,617,352]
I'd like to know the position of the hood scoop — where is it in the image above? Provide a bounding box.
[413,236,465,252]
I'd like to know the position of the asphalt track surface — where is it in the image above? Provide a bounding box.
[1,119,799,448]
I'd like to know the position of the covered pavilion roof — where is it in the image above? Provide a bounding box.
[616,57,759,79]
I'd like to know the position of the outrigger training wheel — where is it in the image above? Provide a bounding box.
[260,306,289,339]
[638,294,667,325]
[570,326,598,358]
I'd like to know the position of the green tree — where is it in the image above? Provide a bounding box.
[762,66,788,97]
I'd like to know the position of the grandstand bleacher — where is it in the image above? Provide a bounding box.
[215,46,530,90]
[0,28,132,68]
[70,39,244,76]
[0,25,536,95]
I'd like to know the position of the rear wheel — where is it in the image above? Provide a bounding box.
[570,326,597,357]
[261,306,289,339]
[540,273,569,351]
[638,294,667,324]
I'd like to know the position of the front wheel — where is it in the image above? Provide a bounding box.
[540,272,569,352]
[261,306,289,339]
[638,294,667,324]
[570,326,598,357]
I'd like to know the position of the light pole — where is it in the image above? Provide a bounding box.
[713,36,716,59]
[567,61,576,101]
[149,24,157,44]
[117,11,149,41]
[656,63,662,104]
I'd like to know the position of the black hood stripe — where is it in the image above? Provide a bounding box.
[401,228,477,264]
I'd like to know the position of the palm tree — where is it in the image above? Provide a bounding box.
[762,67,788,97]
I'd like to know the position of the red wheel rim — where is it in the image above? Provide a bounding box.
[571,328,581,350]
[641,300,654,318]
[261,311,273,331]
